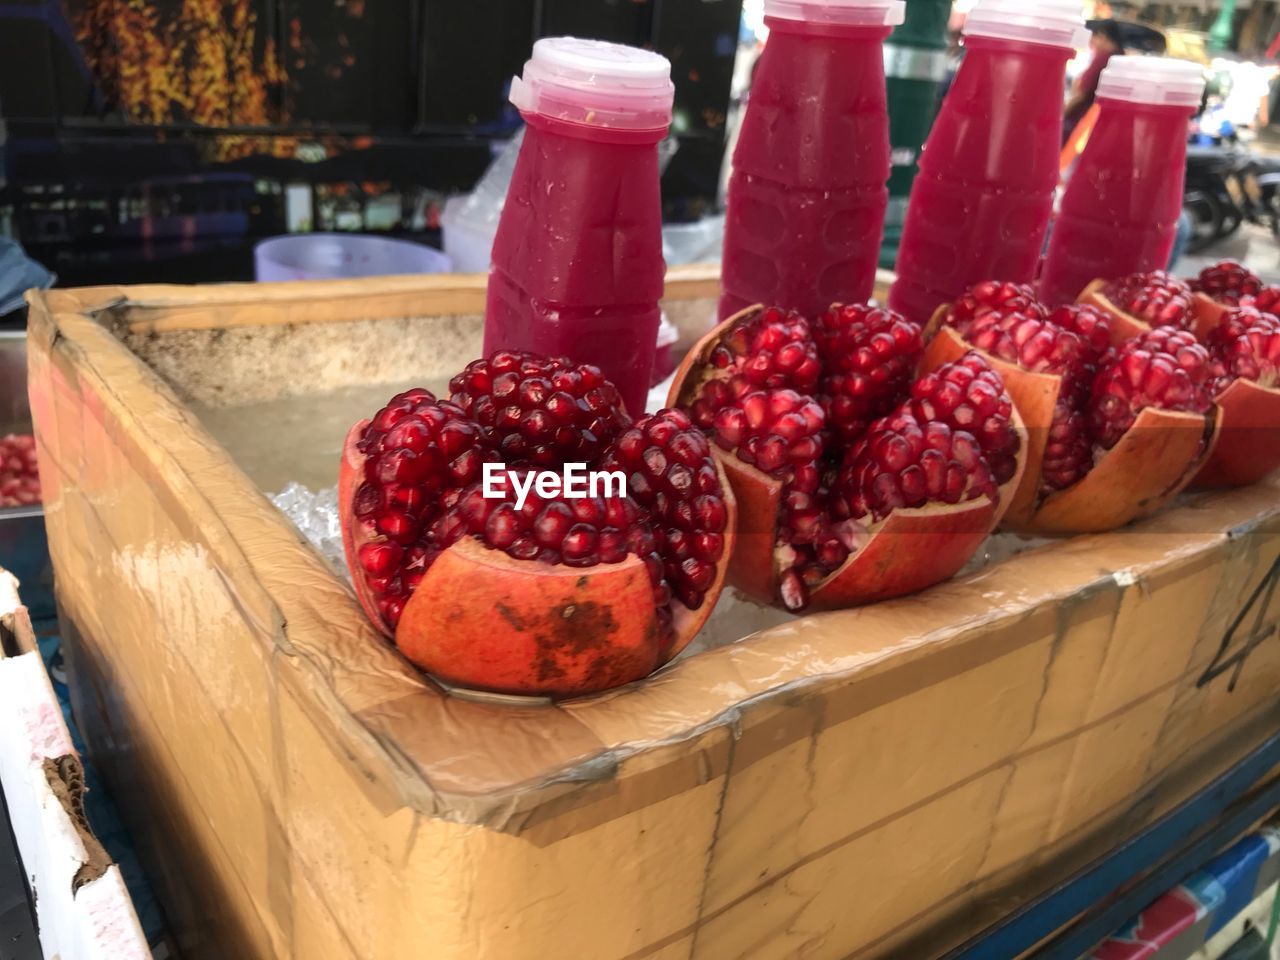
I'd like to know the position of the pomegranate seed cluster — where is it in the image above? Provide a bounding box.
[347,354,729,639]
[943,281,1217,492]
[1191,260,1264,307]
[680,305,1020,611]
[449,353,629,466]
[1205,308,1280,393]
[1102,271,1195,330]
[0,434,40,508]
[1089,329,1213,451]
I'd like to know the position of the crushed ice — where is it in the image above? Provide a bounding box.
[270,482,350,582]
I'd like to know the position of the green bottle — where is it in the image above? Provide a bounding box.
[880,0,952,271]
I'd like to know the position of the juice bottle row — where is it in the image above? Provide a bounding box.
[481,0,1206,417]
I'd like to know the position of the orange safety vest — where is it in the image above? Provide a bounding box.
[1060,102,1102,176]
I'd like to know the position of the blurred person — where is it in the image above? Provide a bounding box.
[1064,20,1125,144]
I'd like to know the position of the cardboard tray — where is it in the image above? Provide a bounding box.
[24,272,1280,960]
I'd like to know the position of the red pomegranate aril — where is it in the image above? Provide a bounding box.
[360,542,403,576]
[377,511,419,544]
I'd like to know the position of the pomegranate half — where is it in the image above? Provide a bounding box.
[669,305,1027,612]
[339,353,736,698]
[922,285,1215,535]
[1192,307,1280,487]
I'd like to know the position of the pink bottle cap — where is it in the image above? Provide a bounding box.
[963,0,1088,50]
[1097,56,1206,108]
[509,37,675,133]
[763,0,905,27]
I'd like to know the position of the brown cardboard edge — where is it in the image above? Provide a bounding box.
[0,574,115,894]
[23,282,1280,833]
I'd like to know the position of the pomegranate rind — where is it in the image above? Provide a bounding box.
[919,325,1057,530]
[339,419,395,638]
[1191,292,1231,342]
[808,499,997,611]
[1193,378,1280,487]
[672,305,1014,611]
[712,451,782,606]
[1078,280,1154,345]
[395,538,663,697]
[1024,406,1209,535]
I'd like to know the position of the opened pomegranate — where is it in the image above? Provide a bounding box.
[922,285,1213,534]
[1080,270,1198,344]
[0,434,39,508]
[1193,307,1280,487]
[1186,262,1280,339]
[339,352,735,698]
[671,305,1025,613]
[1191,260,1263,307]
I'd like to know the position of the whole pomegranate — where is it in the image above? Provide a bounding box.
[672,305,1023,612]
[923,284,1214,534]
[1194,307,1280,487]
[0,434,40,508]
[339,352,735,697]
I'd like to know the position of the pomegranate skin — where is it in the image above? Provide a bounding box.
[396,538,663,697]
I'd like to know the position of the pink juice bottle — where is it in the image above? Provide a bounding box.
[485,38,674,417]
[889,0,1086,325]
[1039,57,1206,306]
[720,0,904,321]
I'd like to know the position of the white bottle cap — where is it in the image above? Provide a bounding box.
[763,0,906,28]
[1096,55,1206,108]
[509,37,674,133]
[963,0,1088,51]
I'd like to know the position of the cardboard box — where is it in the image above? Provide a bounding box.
[0,570,150,960]
[24,275,1280,960]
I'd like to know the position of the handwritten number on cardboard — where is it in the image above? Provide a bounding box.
[1198,555,1280,691]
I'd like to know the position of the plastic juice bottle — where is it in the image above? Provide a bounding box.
[719,0,905,321]
[888,0,1086,325]
[485,38,674,417]
[1039,57,1206,306]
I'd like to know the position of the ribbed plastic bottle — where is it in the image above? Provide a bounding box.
[889,0,1086,325]
[719,0,905,321]
[1039,57,1206,306]
[484,38,674,417]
